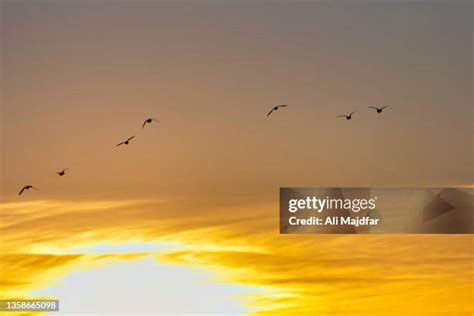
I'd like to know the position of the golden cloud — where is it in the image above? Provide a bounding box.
[0,199,473,315]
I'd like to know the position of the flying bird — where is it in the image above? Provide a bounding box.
[18,185,38,195]
[116,136,135,147]
[267,105,288,117]
[142,118,159,129]
[57,168,68,176]
[369,106,389,113]
[338,111,356,120]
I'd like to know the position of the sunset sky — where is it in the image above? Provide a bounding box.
[1,0,473,315]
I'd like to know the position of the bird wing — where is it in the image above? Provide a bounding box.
[142,120,147,128]
[127,136,135,141]
[19,187,26,195]
[152,118,159,122]
[337,115,346,118]
[381,106,389,110]
[277,105,288,108]
[368,106,377,110]
[267,109,274,116]
[116,142,124,147]
[349,111,356,116]
[31,186,38,190]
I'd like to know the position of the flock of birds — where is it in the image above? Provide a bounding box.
[336,105,389,120]
[267,104,389,119]
[18,106,389,196]
[17,117,160,195]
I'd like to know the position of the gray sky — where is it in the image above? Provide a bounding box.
[1,0,473,202]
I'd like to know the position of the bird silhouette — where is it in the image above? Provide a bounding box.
[116,136,135,147]
[142,118,159,129]
[338,111,356,120]
[267,105,288,117]
[57,168,68,176]
[369,106,389,113]
[19,185,38,195]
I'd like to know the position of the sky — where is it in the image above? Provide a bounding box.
[1,0,473,201]
[1,0,473,315]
